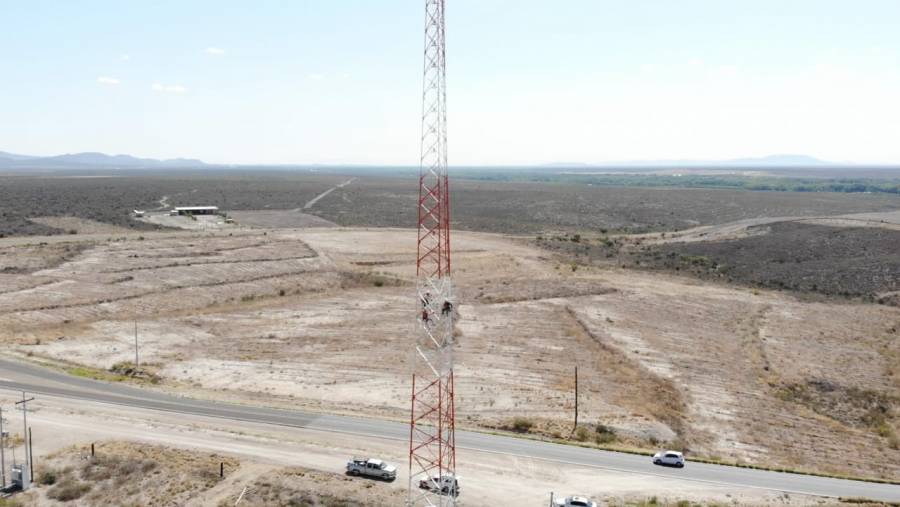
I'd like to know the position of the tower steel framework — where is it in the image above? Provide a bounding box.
[407,1,456,506]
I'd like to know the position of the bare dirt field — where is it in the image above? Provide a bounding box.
[227,210,338,228]
[138,212,241,231]
[27,217,136,236]
[0,226,897,483]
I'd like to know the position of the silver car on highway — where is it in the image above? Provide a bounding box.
[652,450,685,468]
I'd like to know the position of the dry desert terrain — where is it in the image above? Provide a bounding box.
[0,224,898,484]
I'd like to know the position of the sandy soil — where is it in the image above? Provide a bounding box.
[228,210,338,228]
[0,227,897,481]
[27,217,136,235]
[139,213,240,231]
[621,210,900,247]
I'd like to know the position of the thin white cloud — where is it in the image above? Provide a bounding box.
[308,73,325,81]
[205,47,226,55]
[717,65,740,77]
[97,76,120,85]
[120,54,131,61]
[152,83,187,94]
[688,58,704,67]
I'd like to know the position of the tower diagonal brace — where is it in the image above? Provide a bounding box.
[407,1,456,506]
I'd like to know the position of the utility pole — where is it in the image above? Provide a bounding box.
[15,393,34,490]
[573,365,579,432]
[28,428,33,484]
[1,406,7,489]
[134,319,139,368]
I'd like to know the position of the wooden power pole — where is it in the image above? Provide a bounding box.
[573,365,579,432]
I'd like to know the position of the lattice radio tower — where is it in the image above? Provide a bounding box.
[407,0,457,506]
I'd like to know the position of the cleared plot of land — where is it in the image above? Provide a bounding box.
[228,210,338,228]
[0,227,897,481]
[0,241,90,274]
[0,233,334,333]
[28,216,136,235]
[139,212,239,231]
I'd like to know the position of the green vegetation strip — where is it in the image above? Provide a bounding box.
[65,366,130,383]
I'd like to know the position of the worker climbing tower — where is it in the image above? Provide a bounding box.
[407,0,457,506]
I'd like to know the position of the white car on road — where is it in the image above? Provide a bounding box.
[652,450,685,468]
[553,495,598,507]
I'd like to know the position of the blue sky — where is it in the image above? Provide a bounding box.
[2,0,899,165]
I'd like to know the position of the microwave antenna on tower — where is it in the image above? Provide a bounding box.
[407,0,456,506]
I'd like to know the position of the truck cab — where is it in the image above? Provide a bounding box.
[346,458,397,481]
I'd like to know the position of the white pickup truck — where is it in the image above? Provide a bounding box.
[553,496,598,507]
[346,458,397,481]
[419,474,460,497]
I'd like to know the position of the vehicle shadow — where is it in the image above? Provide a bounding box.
[345,471,397,482]
[653,462,685,468]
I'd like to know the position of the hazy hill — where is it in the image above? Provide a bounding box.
[0,151,206,169]
[0,151,38,161]
[725,154,828,166]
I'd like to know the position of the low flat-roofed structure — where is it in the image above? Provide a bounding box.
[174,206,219,216]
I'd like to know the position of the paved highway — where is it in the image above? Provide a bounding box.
[0,358,897,501]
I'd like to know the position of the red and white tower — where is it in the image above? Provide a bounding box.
[407,0,457,506]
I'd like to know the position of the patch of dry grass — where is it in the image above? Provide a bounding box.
[228,467,404,506]
[26,441,405,507]
[33,441,238,506]
[564,306,688,439]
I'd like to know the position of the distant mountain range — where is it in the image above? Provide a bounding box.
[726,154,829,166]
[0,151,206,169]
[0,150,841,170]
